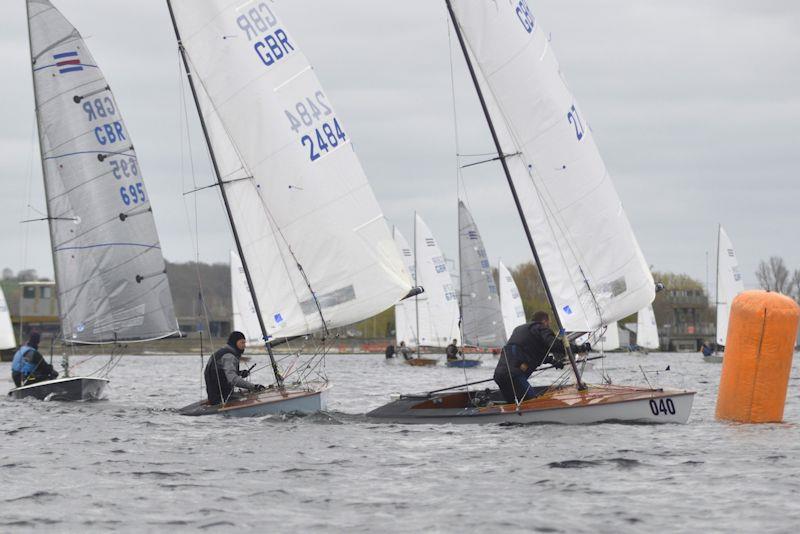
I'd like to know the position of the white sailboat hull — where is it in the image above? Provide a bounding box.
[367,385,694,425]
[179,382,329,417]
[8,377,108,401]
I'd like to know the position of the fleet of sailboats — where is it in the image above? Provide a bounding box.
[10,0,180,401]
[5,1,706,425]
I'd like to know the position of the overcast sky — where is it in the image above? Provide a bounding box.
[1,1,798,296]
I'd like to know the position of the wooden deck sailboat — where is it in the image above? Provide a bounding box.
[455,201,506,367]
[709,225,745,363]
[167,0,415,416]
[393,216,460,366]
[10,0,180,402]
[368,1,694,424]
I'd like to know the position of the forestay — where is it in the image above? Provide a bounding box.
[27,0,178,343]
[636,304,659,350]
[0,287,16,350]
[498,261,525,339]
[170,0,412,338]
[716,226,745,346]
[449,1,654,333]
[230,251,260,343]
[458,201,505,347]
[414,214,460,347]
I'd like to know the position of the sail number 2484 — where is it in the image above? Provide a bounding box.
[284,91,347,162]
[649,398,676,416]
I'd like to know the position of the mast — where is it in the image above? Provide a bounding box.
[714,223,721,351]
[25,1,65,347]
[166,0,283,387]
[444,0,586,390]
[413,212,421,358]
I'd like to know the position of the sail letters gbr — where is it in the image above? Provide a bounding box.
[235,3,294,67]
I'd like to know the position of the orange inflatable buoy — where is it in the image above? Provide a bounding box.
[716,290,799,423]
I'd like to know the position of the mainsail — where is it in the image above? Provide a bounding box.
[0,287,16,350]
[414,214,461,347]
[27,0,179,343]
[230,251,260,343]
[169,0,412,339]
[636,304,659,350]
[448,1,654,333]
[716,225,744,346]
[498,261,525,339]
[458,201,505,347]
[393,228,418,346]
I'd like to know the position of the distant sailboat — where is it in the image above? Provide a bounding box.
[10,0,180,401]
[369,1,694,423]
[230,251,260,344]
[636,305,660,351]
[169,0,414,415]
[394,215,460,366]
[711,225,745,362]
[0,287,16,352]
[498,261,525,339]
[455,201,504,366]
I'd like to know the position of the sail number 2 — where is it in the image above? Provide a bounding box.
[285,91,347,162]
[567,105,584,141]
[649,398,676,416]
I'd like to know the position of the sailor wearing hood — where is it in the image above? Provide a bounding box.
[204,331,265,405]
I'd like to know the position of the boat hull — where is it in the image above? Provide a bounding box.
[446,359,481,368]
[703,355,723,363]
[8,377,109,401]
[179,382,329,417]
[405,358,438,367]
[366,384,694,425]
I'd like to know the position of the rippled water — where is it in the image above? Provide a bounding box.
[1,351,799,532]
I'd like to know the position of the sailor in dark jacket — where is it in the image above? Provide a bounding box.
[445,339,460,362]
[205,331,264,405]
[494,311,590,403]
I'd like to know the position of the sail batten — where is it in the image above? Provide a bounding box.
[27,0,179,343]
[170,1,412,338]
[448,1,655,333]
[458,202,505,347]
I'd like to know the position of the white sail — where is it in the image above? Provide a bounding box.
[636,305,659,350]
[27,0,179,343]
[0,286,16,350]
[458,202,505,347]
[170,1,412,339]
[716,226,745,346]
[230,251,260,343]
[414,214,461,347]
[449,2,654,333]
[393,228,418,346]
[499,261,526,339]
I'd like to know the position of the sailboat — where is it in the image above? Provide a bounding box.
[9,0,181,402]
[498,261,525,339]
[168,0,414,416]
[368,1,694,424]
[456,201,505,366]
[710,225,745,363]
[230,251,260,344]
[393,215,460,366]
[0,286,16,355]
[636,305,660,352]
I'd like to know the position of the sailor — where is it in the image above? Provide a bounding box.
[445,339,460,362]
[11,332,41,387]
[398,341,413,360]
[384,344,395,359]
[700,341,714,357]
[494,311,590,403]
[19,332,58,385]
[204,331,265,405]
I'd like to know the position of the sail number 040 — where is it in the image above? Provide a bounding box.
[649,398,676,416]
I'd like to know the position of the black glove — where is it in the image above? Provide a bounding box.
[581,342,591,353]
[551,356,566,369]
[253,384,266,392]
[239,369,250,378]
